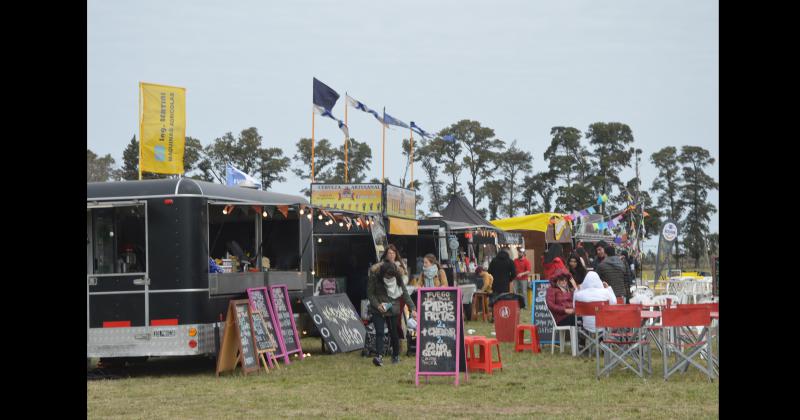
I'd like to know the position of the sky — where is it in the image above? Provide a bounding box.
[87,0,719,249]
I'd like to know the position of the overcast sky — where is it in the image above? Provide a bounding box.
[88,0,718,247]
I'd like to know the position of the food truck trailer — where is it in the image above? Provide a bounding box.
[87,179,312,359]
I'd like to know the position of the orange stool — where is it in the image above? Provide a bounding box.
[471,292,490,321]
[467,337,503,374]
[465,335,484,365]
[514,324,541,353]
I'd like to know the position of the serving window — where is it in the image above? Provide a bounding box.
[89,204,147,275]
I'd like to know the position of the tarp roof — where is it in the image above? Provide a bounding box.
[490,213,564,233]
[87,178,308,205]
[440,195,495,228]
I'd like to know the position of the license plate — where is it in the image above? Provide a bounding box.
[152,328,177,338]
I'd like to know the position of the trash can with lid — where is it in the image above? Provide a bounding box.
[493,299,520,342]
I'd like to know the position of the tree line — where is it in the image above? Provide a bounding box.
[87,120,718,266]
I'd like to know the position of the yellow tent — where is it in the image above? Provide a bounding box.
[490,213,564,233]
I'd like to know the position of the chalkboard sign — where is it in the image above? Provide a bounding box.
[234,301,260,374]
[415,287,466,386]
[303,293,366,353]
[532,280,557,344]
[247,288,280,352]
[250,311,277,353]
[269,285,304,362]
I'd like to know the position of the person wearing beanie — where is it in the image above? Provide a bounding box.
[545,269,575,326]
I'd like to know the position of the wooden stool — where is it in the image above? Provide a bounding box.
[471,292,490,321]
[467,337,503,374]
[514,324,541,353]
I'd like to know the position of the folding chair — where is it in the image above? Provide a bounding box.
[574,300,608,357]
[677,303,718,377]
[595,305,648,379]
[661,306,714,381]
[547,306,577,356]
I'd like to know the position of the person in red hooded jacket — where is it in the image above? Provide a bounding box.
[546,269,575,326]
[542,243,568,282]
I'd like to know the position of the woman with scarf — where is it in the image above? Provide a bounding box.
[367,261,416,366]
[411,254,448,288]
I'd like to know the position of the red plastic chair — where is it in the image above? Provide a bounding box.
[675,303,718,376]
[661,306,714,381]
[595,306,649,379]
[574,301,608,357]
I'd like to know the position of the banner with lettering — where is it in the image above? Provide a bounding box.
[139,82,186,174]
[310,183,383,213]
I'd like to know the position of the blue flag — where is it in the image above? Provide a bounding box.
[383,108,409,129]
[410,122,431,139]
[226,163,261,189]
[312,78,349,137]
[442,134,456,143]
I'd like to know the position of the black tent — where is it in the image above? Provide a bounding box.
[439,195,494,228]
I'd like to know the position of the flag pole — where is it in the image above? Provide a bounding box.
[138,82,143,180]
[344,93,349,183]
[311,107,316,182]
[382,107,386,183]
[409,127,414,190]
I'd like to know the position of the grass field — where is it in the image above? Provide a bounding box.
[87,310,718,419]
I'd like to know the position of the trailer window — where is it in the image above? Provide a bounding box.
[208,204,259,272]
[91,206,146,274]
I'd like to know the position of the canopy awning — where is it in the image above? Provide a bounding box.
[490,213,564,233]
[388,217,418,236]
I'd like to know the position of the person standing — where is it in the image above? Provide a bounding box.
[367,262,416,366]
[567,253,588,286]
[513,247,532,296]
[411,254,448,288]
[488,249,516,296]
[591,241,608,271]
[595,246,629,300]
[542,244,567,281]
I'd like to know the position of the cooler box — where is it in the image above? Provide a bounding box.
[493,300,520,342]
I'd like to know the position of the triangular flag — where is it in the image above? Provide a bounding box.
[593,223,600,230]
[587,207,596,215]
[277,205,289,218]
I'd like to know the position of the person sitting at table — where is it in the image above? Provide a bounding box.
[410,254,448,288]
[573,271,617,334]
[476,266,493,294]
[546,269,575,327]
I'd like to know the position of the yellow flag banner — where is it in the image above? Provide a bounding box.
[139,82,186,175]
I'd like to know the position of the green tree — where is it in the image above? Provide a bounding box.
[398,138,422,188]
[678,146,718,267]
[585,122,635,213]
[440,120,504,208]
[544,126,594,211]
[707,232,719,258]
[292,138,337,195]
[258,147,291,190]
[430,133,463,199]
[497,140,532,217]
[522,171,558,213]
[330,138,373,183]
[417,140,446,213]
[650,146,685,265]
[481,179,506,220]
[87,149,116,182]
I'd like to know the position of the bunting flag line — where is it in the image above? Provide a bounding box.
[383,109,408,129]
[346,94,386,126]
[410,121,432,139]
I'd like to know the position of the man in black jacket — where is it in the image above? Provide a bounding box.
[595,246,630,300]
[489,250,516,295]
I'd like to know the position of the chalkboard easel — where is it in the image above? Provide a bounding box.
[269,285,304,363]
[216,299,261,376]
[247,287,282,369]
[415,287,468,386]
[532,280,557,345]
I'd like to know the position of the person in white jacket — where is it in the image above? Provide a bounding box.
[574,271,617,333]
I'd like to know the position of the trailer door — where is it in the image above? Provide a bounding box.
[87,201,149,332]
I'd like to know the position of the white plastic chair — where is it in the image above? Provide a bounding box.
[547,306,577,356]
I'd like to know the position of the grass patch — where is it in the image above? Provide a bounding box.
[88,311,718,419]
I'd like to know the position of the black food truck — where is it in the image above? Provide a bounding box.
[87,179,312,360]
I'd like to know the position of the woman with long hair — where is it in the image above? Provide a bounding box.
[567,253,588,286]
[411,254,448,288]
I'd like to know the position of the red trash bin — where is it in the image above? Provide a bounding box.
[494,299,520,342]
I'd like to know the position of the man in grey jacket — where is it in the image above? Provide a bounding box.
[595,246,630,300]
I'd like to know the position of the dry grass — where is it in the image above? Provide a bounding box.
[88,311,718,419]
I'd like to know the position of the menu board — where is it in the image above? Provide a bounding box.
[532,280,556,344]
[270,285,302,356]
[234,301,260,373]
[415,287,466,385]
[303,293,366,353]
[250,311,277,353]
[247,288,280,352]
